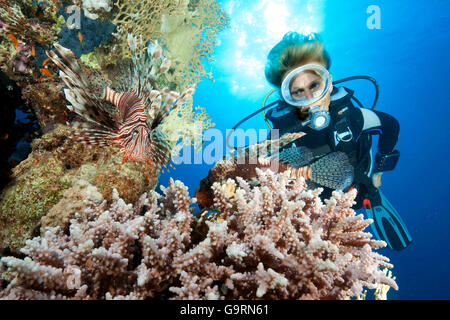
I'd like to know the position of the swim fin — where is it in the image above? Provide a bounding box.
[363,189,412,250]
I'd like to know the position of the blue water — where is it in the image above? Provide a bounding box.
[157,0,450,299]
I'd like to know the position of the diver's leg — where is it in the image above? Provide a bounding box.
[352,182,368,210]
[361,180,412,250]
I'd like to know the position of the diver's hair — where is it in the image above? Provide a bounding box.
[265,32,331,88]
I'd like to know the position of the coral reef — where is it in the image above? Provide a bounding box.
[57,4,115,59]
[0,0,61,80]
[0,169,397,300]
[0,0,226,133]
[0,0,222,253]
[0,0,60,46]
[161,103,215,155]
[0,0,66,132]
[0,0,222,135]
[0,125,159,253]
[195,132,306,208]
[0,1,115,133]
[112,0,230,90]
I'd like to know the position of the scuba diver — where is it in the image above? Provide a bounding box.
[232,32,412,251]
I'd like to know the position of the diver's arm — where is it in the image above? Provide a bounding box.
[359,109,400,173]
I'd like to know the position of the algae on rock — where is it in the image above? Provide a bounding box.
[0,125,159,254]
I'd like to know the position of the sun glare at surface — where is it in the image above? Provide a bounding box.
[216,0,325,98]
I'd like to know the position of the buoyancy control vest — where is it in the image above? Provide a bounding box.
[265,86,373,182]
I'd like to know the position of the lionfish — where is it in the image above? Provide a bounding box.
[46,35,195,170]
[195,137,354,208]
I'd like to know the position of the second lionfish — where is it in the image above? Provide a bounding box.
[46,34,195,170]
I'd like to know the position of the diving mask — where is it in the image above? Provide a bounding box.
[280,63,332,107]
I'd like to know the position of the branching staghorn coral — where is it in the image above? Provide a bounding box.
[1,169,397,300]
[202,170,397,299]
[0,179,195,299]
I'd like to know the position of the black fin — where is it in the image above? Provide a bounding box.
[364,189,412,251]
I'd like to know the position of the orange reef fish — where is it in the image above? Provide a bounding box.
[9,34,18,48]
[39,68,52,77]
[78,32,83,43]
[46,40,196,169]
[31,46,35,57]
[41,57,50,66]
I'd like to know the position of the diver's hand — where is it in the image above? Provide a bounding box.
[372,172,382,188]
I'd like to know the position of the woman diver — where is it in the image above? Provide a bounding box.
[260,32,412,250]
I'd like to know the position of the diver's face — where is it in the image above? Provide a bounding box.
[290,70,324,101]
[286,63,333,114]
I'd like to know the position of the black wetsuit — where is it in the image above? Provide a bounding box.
[266,86,400,209]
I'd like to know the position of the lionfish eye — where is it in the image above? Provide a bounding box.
[132,130,138,137]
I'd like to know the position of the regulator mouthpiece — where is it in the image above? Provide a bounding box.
[302,106,330,131]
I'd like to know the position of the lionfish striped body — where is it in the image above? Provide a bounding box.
[47,38,195,169]
[102,87,169,165]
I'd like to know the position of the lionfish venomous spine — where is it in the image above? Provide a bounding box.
[46,35,195,170]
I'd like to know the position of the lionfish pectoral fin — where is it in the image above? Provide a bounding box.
[69,126,114,147]
[48,44,121,132]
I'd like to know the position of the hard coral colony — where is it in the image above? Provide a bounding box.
[0,170,397,300]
